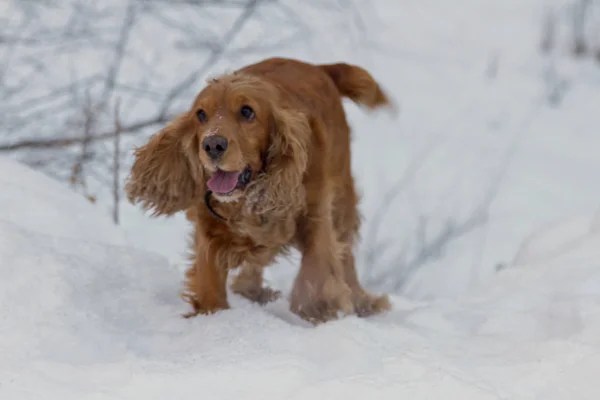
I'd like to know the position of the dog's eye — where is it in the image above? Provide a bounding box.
[196,109,207,123]
[240,105,255,121]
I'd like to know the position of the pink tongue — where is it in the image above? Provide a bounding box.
[207,170,241,194]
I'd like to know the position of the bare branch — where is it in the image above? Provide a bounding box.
[361,137,445,266]
[0,114,175,151]
[157,0,263,118]
[572,0,593,56]
[101,0,137,102]
[0,0,336,216]
[363,88,546,293]
[367,212,487,290]
[113,98,122,225]
[540,8,556,54]
[141,0,263,7]
[69,90,96,190]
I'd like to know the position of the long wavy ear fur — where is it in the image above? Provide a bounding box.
[125,113,201,216]
[245,106,311,216]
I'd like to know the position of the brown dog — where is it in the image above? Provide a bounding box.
[126,57,395,324]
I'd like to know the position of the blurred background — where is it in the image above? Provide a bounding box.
[1,0,599,301]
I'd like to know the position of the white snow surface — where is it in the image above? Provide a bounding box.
[1,161,600,399]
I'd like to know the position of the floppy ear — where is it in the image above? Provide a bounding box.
[246,106,311,216]
[267,107,311,189]
[125,113,201,216]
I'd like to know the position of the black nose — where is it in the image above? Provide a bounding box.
[202,135,228,159]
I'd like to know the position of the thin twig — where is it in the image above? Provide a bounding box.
[70,90,95,191]
[113,98,122,224]
[101,1,137,102]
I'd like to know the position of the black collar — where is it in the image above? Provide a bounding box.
[204,190,227,221]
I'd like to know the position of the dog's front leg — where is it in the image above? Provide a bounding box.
[181,232,230,318]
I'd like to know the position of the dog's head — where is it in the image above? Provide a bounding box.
[193,74,278,203]
[126,72,311,217]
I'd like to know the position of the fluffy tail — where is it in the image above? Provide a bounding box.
[320,62,397,113]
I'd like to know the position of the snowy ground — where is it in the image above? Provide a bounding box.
[2,157,600,399]
[2,0,600,398]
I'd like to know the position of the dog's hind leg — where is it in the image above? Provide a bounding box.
[340,249,391,317]
[334,179,391,317]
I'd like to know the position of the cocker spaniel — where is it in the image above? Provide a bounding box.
[126,57,396,324]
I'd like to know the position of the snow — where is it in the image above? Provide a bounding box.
[2,156,600,399]
[2,0,600,398]
[0,157,124,246]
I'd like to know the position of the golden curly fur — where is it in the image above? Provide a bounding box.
[126,57,396,324]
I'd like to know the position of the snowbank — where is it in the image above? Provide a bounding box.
[1,159,600,399]
[0,157,124,246]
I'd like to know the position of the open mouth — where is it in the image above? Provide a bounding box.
[206,166,252,196]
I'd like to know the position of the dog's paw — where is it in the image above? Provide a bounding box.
[181,292,229,318]
[352,291,391,317]
[233,285,282,305]
[230,264,281,306]
[290,277,354,324]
